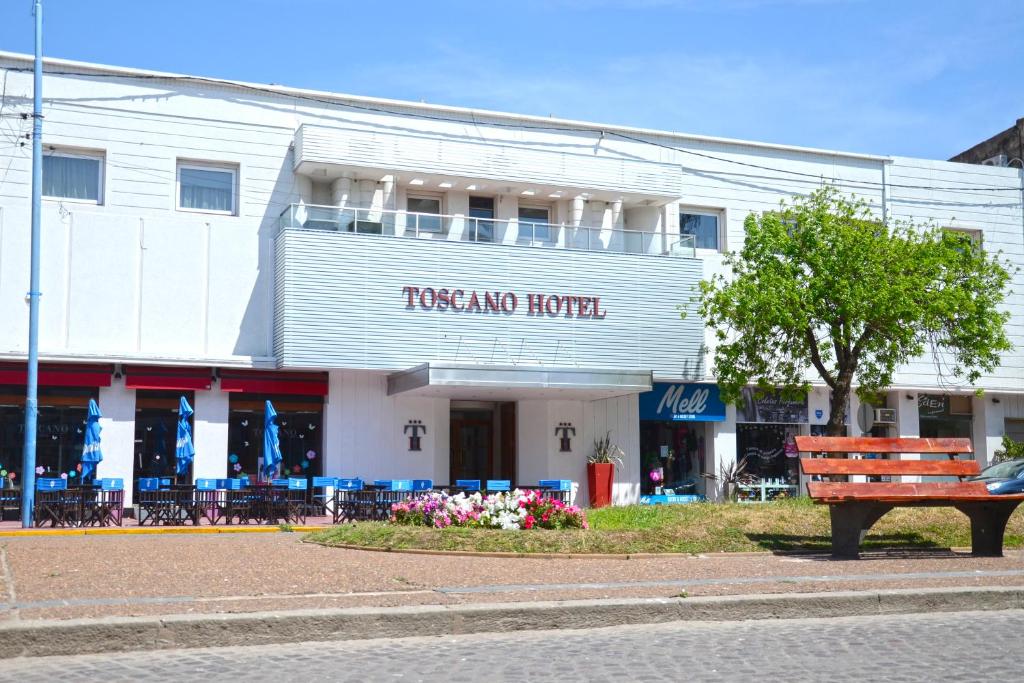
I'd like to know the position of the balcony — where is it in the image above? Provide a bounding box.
[278,204,695,258]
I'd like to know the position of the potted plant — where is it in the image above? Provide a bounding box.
[588,432,624,508]
[717,456,750,502]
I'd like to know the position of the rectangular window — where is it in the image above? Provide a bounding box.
[518,206,550,241]
[679,211,721,251]
[407,195,443,233]
[42,151,103,202]
[468,196,495,242]
[177,162,237,214]
[943,227,983,250]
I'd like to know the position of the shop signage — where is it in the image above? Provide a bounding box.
[918,394,948,418]
[639,383,726,422]
[736,388,808,424]
[555,422,576,452]
[402,286,607,319]
[404,420,426,451]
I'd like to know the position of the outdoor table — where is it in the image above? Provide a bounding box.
[194,480,227,525]
[77,480,125,527]
[137,485,199,526]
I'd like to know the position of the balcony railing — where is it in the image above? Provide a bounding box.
[278,204,695,257]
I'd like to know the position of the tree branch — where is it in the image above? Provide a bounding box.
[805,326,836,389]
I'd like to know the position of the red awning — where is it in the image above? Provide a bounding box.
[219,369,328,396]
[125,365,213,391]
[0,362,113,388]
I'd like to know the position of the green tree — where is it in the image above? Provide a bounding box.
[699,187,1014,436]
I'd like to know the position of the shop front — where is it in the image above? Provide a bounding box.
[735,388,807,502]
[918,393,973,441]
[638,382,725,501]
[0,363,112,499]
[221,369,328,482]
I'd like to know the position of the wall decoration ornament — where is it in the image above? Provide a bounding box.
[404,419,427,451]
[556,422,576,452]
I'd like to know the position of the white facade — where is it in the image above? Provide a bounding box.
[0,52,1022,507]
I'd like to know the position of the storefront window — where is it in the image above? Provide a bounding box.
[134,391,193,482]
[227,394,322,481]
[0,386,96,487]
[735,388,807,501]
[640,422,709,496]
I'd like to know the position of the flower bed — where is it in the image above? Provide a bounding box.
[391,489,587,530]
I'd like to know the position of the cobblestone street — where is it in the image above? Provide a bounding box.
[4,609,1022,682]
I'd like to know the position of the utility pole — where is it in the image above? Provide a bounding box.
[21,0,43,527]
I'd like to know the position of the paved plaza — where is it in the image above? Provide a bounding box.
[2,532,1024,621]
[3,609,1022,682]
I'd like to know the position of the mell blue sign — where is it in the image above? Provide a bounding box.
[639,383,726,422]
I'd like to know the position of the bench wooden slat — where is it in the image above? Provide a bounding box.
[807,481,992,501]
[800,458,980,477]
[794,436,972,455]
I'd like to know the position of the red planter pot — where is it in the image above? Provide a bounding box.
[587,462,614,508]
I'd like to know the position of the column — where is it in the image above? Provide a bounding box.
[98,376,137,506]
[330,175,353,207]
[381,175,396,235]
[972,394,1005,468]
[322,369,346,478]
[193,389,228,483]
[711,404,737,502]
[892,391,921,481]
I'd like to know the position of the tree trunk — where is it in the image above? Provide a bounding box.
[826,378,851,436]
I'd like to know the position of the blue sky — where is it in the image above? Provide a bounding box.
[0,0,1021,159]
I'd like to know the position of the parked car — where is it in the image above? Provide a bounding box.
[972,459,1024,494]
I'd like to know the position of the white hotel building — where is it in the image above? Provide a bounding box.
[0,52,1022,508]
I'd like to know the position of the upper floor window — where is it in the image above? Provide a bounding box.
[407,195,443,233]
[468,196,495,242]
[943,227,983,250]
[679,210,722,251]
[177,161,237,215]
[43,149,103,203]
[519,205,551,241]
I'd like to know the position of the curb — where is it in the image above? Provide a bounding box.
[1,586,1022,659]
[306,540,983,560]
[0,526,326,538]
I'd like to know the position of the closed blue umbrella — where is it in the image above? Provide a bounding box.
[175,396,195,478]
[80,399,103,483]
[263,400,282,478]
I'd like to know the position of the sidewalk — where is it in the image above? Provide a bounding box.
[2,532,1024,622]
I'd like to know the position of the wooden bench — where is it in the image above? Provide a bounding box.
[795,436,1024,558]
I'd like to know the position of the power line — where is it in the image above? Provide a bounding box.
[3,65,1021,195]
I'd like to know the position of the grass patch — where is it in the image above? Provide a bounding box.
[307,500,1024,555]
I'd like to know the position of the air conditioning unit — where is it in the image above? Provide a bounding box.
[873,408,897,425]
[981,154,1009,167]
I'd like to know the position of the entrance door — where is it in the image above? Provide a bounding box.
[450,411,493,482]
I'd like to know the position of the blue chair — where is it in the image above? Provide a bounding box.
[373,479,412,492]
[538,479,573,503]
[218,478,243,491]
[100,478,124,491]
[310,477,336,517]
[37,477,67,491]
[196,479,218,491]
[159,477,173,489]
[332,478,364,524]
[138,478,160,492]
[486,480,511,492]
[412,479,433,492]
[287,477,308,490]
[34,478,69,527]
[271,478,289,488]
[455,479,481,492]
